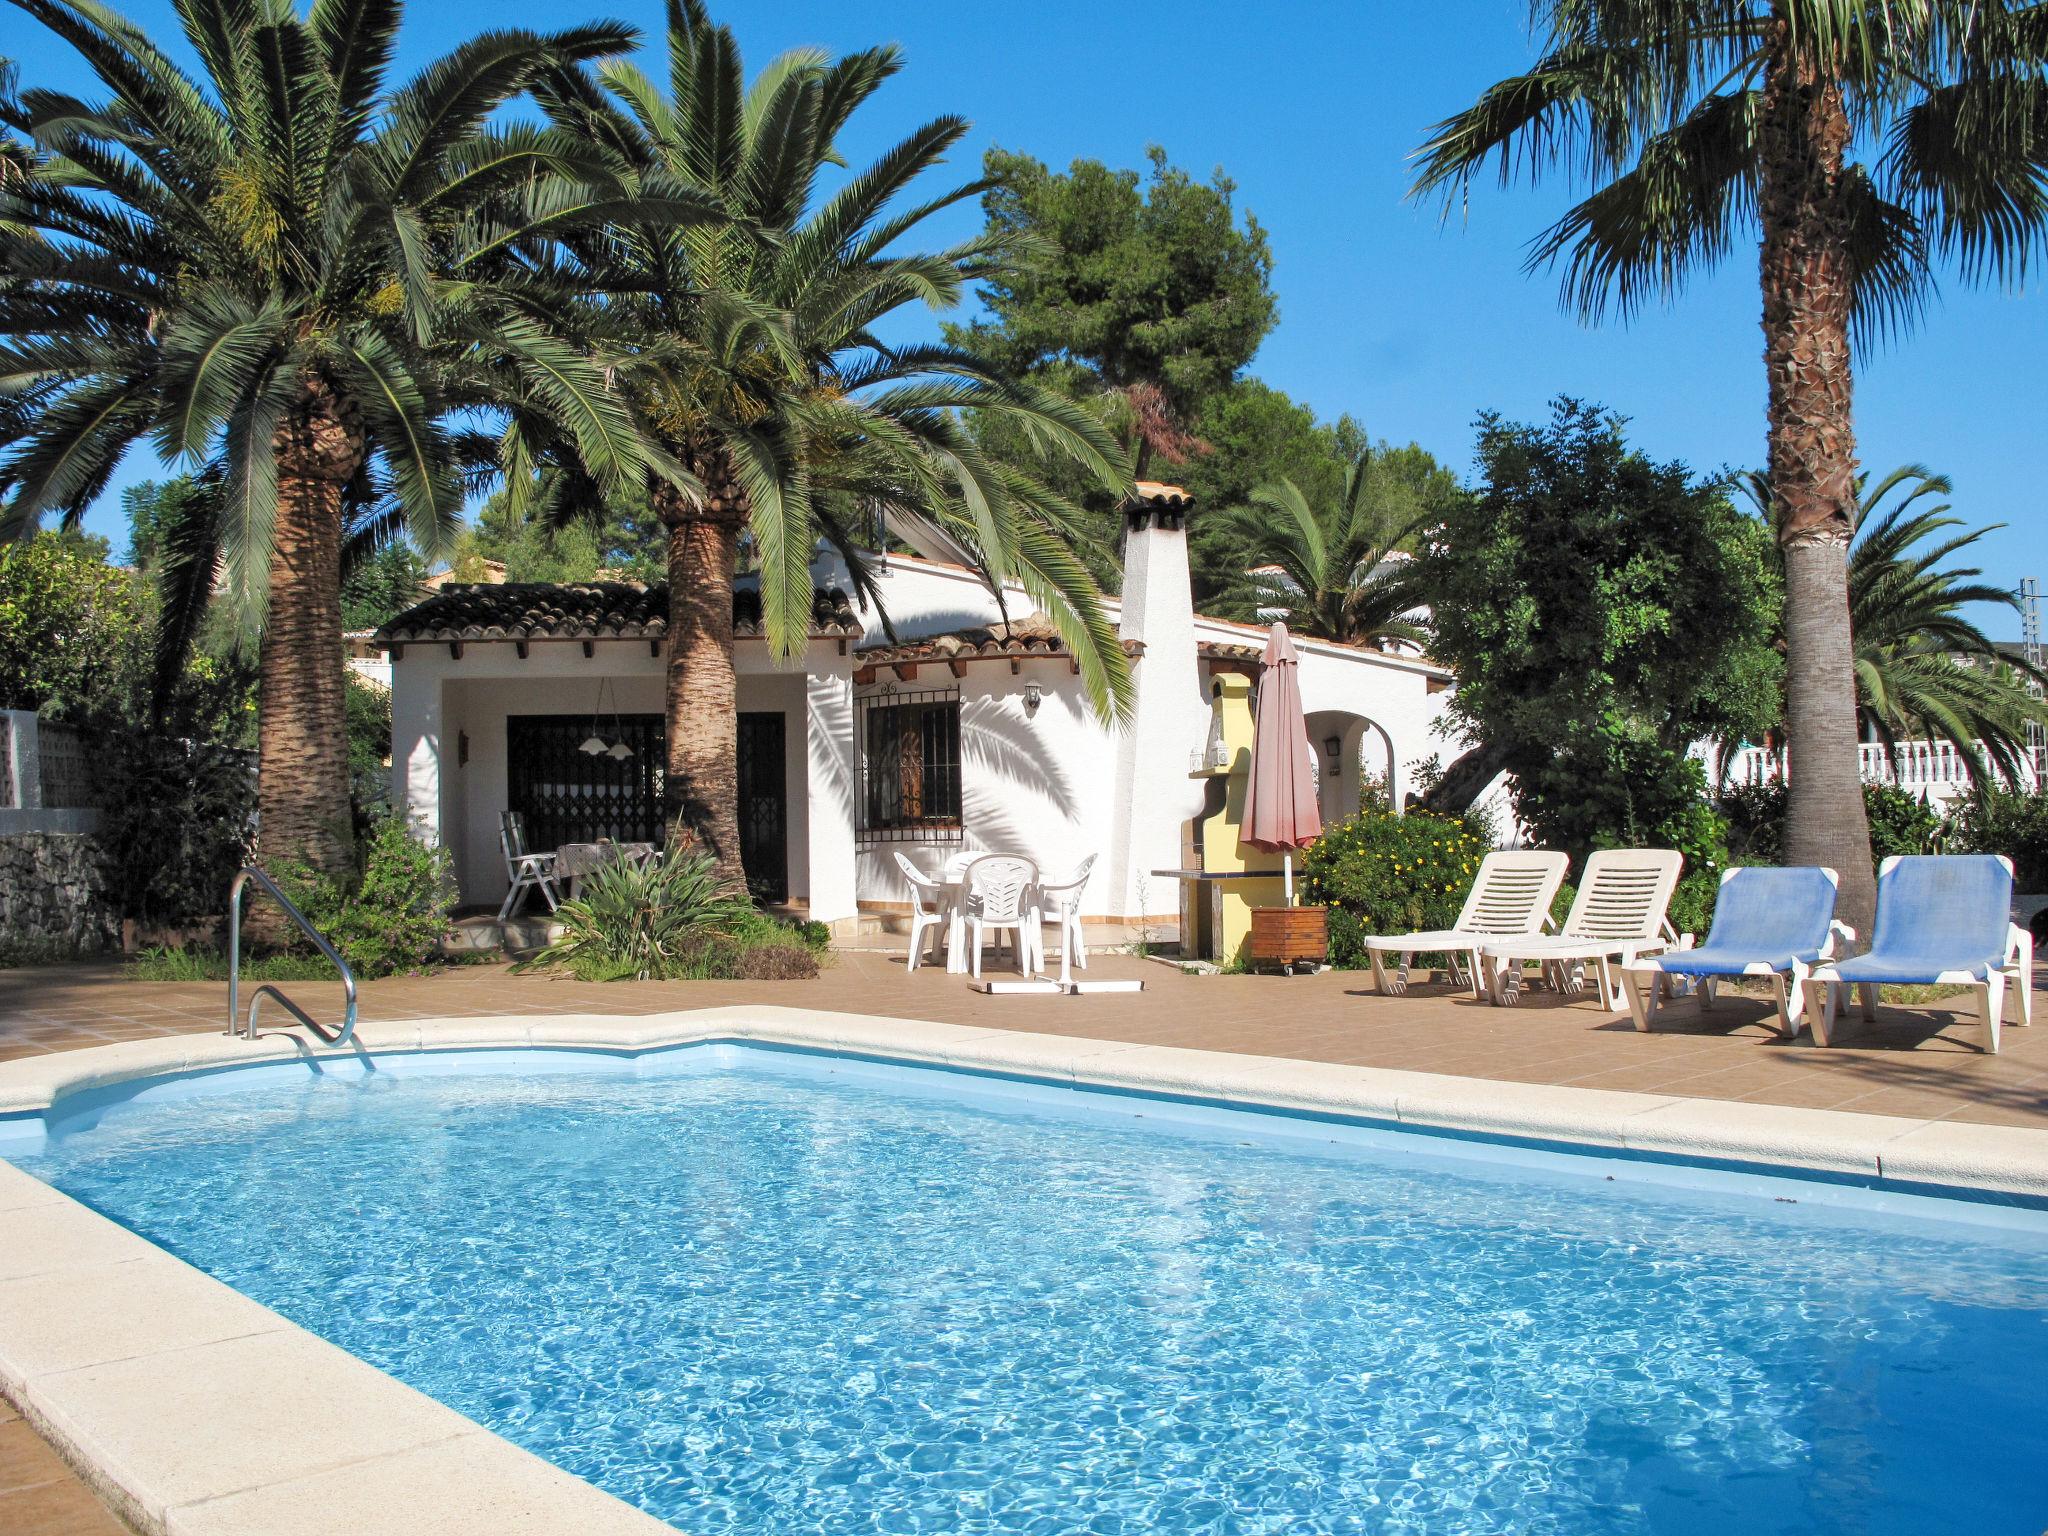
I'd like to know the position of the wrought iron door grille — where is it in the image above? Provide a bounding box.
[506,714,666,852]
[856,687,962,846]
[736,712,788,903]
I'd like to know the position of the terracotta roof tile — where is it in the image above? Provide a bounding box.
[374,582,860,645]
[856,614,1146,668]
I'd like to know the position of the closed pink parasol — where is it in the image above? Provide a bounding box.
[1242,621,1323,901]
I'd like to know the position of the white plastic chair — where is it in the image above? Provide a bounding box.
[1479,848,1685,1010]
[497,812,561,921]
[963,854,1039,980]
[892,851,948,973]
[1031,853,1098,984]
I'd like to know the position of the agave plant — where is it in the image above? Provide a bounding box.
[530,847,754,981]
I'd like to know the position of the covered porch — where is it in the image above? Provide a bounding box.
[381,583,863,925]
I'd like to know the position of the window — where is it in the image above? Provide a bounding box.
[857,688,962,844]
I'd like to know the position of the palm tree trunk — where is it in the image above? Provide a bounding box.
[657,469,747,889]
[250,374,363,945]
[1758,20,1875,935]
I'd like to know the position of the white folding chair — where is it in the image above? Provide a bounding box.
[1031,853,1098,984]
[963,854,1039,980]
[498,812,561,921]
[892,851,948,973]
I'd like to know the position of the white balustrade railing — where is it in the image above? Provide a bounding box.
[1720,740,2042,805]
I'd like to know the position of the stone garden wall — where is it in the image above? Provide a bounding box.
[0,832,120,956]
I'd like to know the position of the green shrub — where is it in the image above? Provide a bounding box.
[269,813,456,977]
[1715,777,1942,871]
[1717,778,1786,863]
[1863,783,1944,862]
[1299,810,1492,969]
[1946,786,2048,889]
[93,734,255,926]
[1667,870,1722,942]
[526,848,822,982]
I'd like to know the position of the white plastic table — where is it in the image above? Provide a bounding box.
[555,841,659,898]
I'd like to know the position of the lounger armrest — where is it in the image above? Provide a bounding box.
[2008,922,2031,965]
[1823,920,1855,960]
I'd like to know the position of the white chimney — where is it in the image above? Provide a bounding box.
[1106,483,1211,928]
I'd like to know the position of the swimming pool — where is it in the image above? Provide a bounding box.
[10,1044,2048,1535]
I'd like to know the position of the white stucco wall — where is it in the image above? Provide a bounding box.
[388,636,853,917]
[382,542,1478,933]
[853,655,1123,916]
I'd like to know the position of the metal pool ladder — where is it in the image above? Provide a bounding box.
[225,865,358,1046]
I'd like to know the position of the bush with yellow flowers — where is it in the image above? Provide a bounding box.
[1299,809,1494,969]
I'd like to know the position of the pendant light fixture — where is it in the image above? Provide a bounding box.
[581,684,610,761]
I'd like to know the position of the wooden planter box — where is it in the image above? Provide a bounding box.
[1248,906,1328,970]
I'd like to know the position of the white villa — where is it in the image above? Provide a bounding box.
[375,484,1470,938]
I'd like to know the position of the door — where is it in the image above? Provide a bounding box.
[736,711,788,903]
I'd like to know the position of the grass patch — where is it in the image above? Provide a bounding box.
[127,945,341,982]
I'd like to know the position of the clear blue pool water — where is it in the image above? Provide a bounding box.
[10,1046,2048,1535]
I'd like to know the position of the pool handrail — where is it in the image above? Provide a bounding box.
[225,864,358,1047]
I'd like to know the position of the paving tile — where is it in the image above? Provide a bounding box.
[0,1415,73,1495]
[0,1472,131,1535]
[3,950,2047,1132]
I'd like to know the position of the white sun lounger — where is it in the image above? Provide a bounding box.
[1362,850,1569,999]
[1479,848,1684,1010]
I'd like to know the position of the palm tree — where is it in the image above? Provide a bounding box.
[1740,464,2048,780]
[0,0,679,903]
[1212,451,1426,649]
[1412,2,2048,930]
[526,1,1131,882]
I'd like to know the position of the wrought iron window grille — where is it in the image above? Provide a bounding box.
[855,684,963,847]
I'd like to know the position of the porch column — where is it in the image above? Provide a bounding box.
[805,668,858,926]
[390,661,447,846]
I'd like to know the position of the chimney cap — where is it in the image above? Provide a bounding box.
[1128,481,1191,509]
[1124,482,1192,533]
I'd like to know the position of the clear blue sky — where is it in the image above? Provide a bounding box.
[11,0,2044,633]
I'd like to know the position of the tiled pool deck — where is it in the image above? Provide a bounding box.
[4,950,2045,1128]
[3,951,2045,1534]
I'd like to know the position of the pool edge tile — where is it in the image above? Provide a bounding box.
[21,1329,497,1529]
[1618,1098,1896,1177]
[160,1428,673,1536]
[1878,1119,2048,1197]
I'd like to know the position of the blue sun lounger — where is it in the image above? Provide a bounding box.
[1802,854,2034,1053]
[1621,866,1848,1037]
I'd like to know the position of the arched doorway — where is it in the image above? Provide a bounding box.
[1303,710,1400,825]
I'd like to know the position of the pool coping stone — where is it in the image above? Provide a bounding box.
[1,1004,2046,1536]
